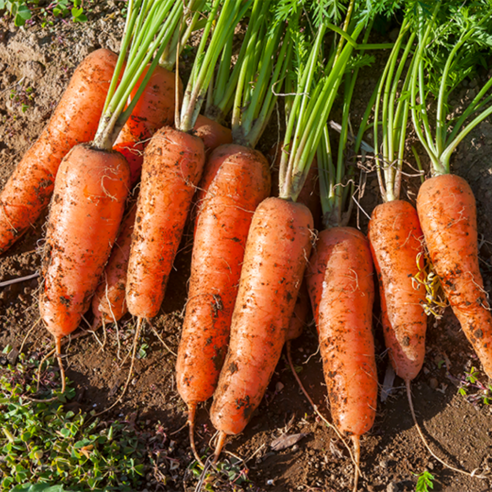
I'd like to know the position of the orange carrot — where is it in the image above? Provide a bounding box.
[210,197,313,445]
[126,127,205,319]
[0,48,117,254]
[113,65,182,186]
[306,227,377,477]
[40,145,129,370]
[417,174,492,378]
[91,204,137,329]
[176,145,270,456]
[368,201,427,381]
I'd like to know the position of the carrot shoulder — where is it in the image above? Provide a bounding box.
[0,48,117,253]
[368,200,427,381]
[40,145,130,340]
[417,173,492,378]
[126,126,205,319]
[211,197,313,436]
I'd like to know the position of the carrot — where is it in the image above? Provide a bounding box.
[368,21,427,383]
[0,48,117,254]
[210,197,313,438]
[91,205,137,330]
[41,146,129,339]
[396,3,492,479]
[417,175,492,376]
[306,226,377,448]
[113,65,182,186]
[126,127,205,318]
[176,144,270,451]
[40,145,130,389]
[369,201,426,380]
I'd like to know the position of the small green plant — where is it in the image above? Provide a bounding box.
[0,0,87,27]
[189,456,254,492]
[0,350,147,491]
[415,470,434,492]
[10,85,34,113]
[458,366,492,405]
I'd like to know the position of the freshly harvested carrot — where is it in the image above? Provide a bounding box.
[91,205,137,329]
[211,197,313,438]
[0,48,117,254]
[417,175,492,377]
[40,145,129,349]
[368,201,426,381]
[113,65,181,185]
[306,227,377,442]
[176,144,270,411]
[126,127,205,318]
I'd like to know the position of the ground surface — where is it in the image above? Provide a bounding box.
[1,7,492,492]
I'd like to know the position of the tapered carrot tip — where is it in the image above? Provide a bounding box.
[213,431,227,465]
[351,435,361,492]
[55,336,66,395]
[188,402,204,466]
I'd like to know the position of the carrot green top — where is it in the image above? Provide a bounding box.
[94,0,201,150]
[278,0,373,203]
[409,0,492,176]
[229,0,294,149]
[177,0,252,133]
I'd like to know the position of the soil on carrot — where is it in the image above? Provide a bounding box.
[1,10,492,492]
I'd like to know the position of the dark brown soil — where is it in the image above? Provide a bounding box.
[1,8,492,492]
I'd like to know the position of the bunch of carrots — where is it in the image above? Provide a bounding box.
[3,0,492,490]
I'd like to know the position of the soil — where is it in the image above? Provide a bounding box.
[1,7,492,492]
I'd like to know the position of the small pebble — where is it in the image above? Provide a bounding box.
[429,377,438,389]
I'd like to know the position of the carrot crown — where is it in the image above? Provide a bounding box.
[409,0,492,176]
[94,0,200,151]
[178,0,252,133]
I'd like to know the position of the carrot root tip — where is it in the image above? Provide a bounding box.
[213,431,227,465]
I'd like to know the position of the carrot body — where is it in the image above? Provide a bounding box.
[176,144,271,405]
[0,49,117,253]
[91,205,137,328]
[40,144,130,339]
[113,65,181,186]
[285,280,310,342]
[306,227,377,437]
[417,174,492,378]
[126,127,205,319]
[368,200,427,381]
[193,115,233,153]
[211,197,313,435]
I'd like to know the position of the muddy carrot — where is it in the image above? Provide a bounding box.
[0,48,117,254]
